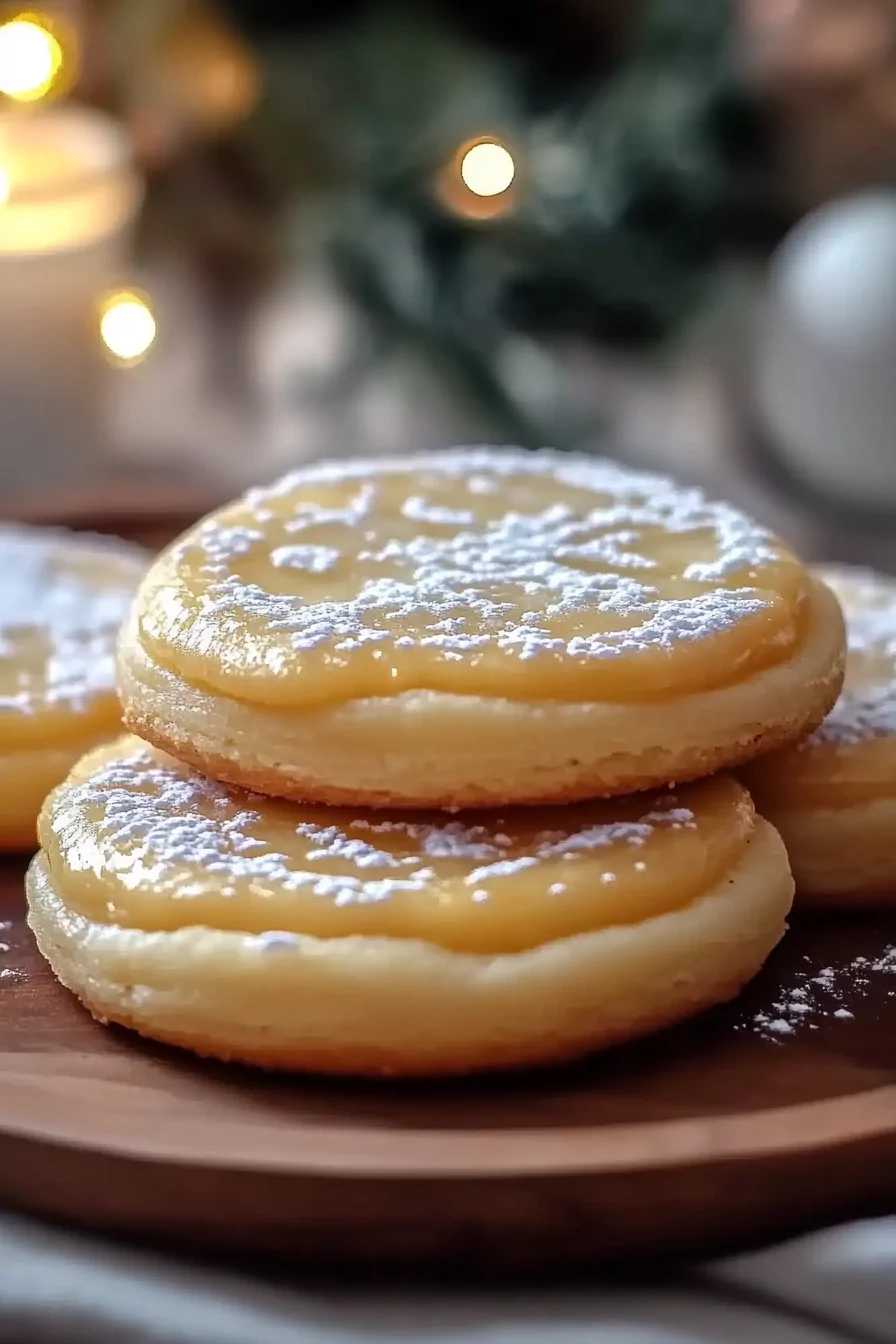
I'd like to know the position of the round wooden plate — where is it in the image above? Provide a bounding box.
[2,863,895,1274]
[0,500,894,1275]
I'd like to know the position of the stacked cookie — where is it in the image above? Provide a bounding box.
[745,566,896,905]
[25,449,870,1076]
[0,525,146,850]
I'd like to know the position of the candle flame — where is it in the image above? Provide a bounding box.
[100,290,156,364]
[0,16,63,102]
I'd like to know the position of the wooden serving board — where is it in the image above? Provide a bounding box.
[0,498,894,1275]
[2,863,895,1273]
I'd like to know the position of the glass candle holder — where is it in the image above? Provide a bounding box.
[0,104,143,496]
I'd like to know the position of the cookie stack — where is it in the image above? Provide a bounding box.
[26,449,868,1076]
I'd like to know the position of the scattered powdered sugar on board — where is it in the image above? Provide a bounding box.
[0,918,25,984]
[0,524,145,715]
[740,945,896,1042]
[808,565,896,745]
[172,448,791,666]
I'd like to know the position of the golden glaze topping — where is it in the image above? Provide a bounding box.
[0,526,145,748]
[136,449,808,708]
[809,567,896,746]
[746,567,896,808]
[43,739,755,954]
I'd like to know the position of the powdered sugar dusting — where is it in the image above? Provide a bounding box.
[50,741,700,916]
[270,544,341,574]
[0,525,145,717]
[740,945,896,1041]
[170,449,792,677]
[0,918,26,985]
[808,565,896,745]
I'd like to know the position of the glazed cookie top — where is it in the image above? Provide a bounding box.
[134,448,811,709]
[743,565,896,807]
[808,567,896,746]
[0,525,146,747]
[42,737,756,954]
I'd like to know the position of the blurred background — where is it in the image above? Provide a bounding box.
[1,0,896,567]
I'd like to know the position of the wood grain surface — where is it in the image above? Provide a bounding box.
[0,501,894,1275]
[1,481,224,551]
[2,858,895,1275]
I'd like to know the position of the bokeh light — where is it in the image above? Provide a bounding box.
[0,16,63,102]
[0,166,9,209]
[99,291,157,364]
[460,141,515,197]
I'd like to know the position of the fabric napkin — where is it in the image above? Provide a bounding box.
[0,1212,893,1344]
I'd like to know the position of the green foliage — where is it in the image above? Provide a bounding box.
[243,0,776,443]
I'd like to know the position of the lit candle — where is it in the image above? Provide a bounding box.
[0,103,143,494]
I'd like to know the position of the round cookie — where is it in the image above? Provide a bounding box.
[119,448,845,809]
[0,525,146,849]
[28,736,793,1076]
[743,565,896,905]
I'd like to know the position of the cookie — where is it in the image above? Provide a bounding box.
[744,565,896,904]
[0,524,145,848]
[119,448,845,808]
[28,737,793,1076]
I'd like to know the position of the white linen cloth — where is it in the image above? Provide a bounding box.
[0,1213,892,1344]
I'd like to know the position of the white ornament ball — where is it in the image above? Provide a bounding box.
[754,192,896,509]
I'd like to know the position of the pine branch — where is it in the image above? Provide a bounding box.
[226,0,776,434]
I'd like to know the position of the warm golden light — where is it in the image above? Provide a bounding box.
[0,166,8,208]
[100,291,156,363]
[460,141,515,197]
[0,17,63,101]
